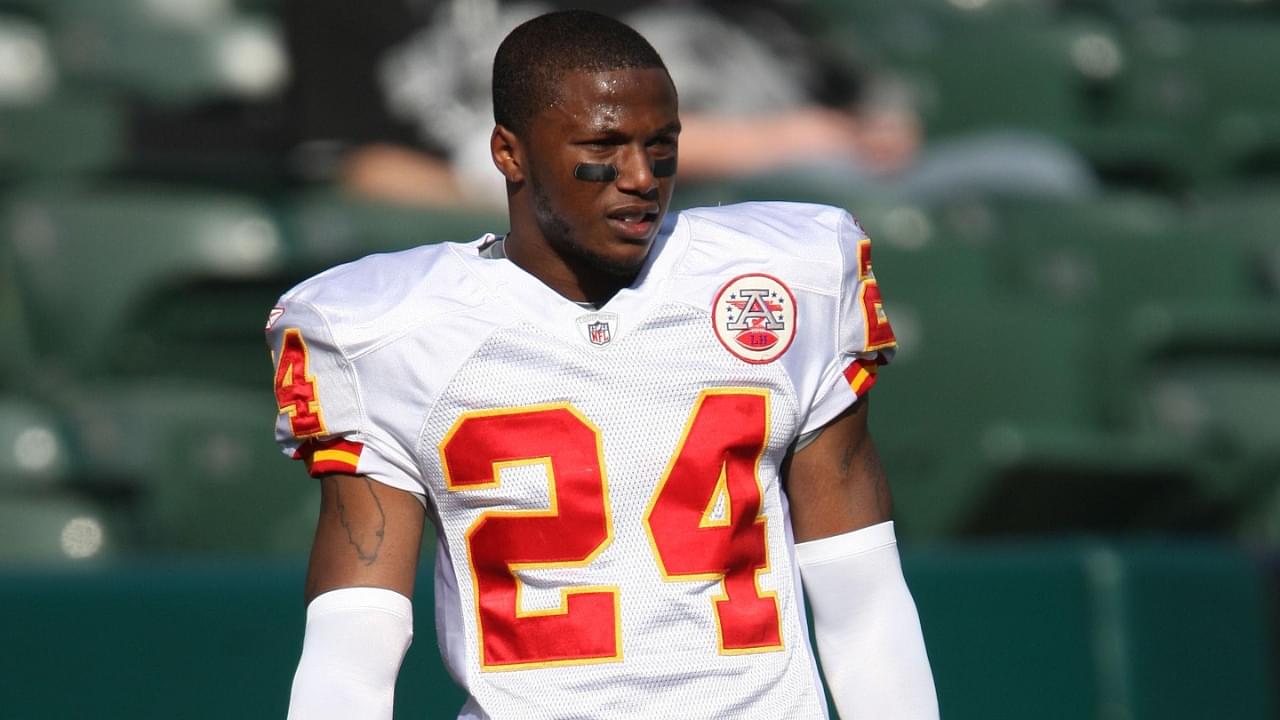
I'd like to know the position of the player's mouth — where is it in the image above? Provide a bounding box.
[606,205,661,240]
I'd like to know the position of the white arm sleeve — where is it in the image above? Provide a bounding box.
[286,587,414,720]
[796,521,939,720]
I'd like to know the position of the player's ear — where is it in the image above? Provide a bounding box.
[491,124,525,184]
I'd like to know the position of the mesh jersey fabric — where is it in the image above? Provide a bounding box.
[266,201,896,719]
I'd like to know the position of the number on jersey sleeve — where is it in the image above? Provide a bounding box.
[644,390,782,653]
[440,405,619,670]
[274,328,326,438]
[854,237,896,351]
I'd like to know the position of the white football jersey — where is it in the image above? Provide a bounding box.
[267,201,897,720]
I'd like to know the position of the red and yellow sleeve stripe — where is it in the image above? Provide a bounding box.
[841,357,881,397]
[293,437,365,477]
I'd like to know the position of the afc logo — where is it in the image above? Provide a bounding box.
[712,274,797,364]
[724,287,787,337]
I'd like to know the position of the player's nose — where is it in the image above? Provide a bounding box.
[614,145,658,196]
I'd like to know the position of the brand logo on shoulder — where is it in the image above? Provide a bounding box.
[576,312,618,347]
[712,274,796,364]
[265,306,285,331]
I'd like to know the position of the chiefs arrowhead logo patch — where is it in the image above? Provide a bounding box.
[712,274,797,364]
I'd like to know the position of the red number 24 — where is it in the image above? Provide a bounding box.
[439,390,780,671]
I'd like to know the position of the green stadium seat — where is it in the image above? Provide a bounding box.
[1076,25,1201,186]
[873,292,1204,539]
[0,241,34,386]
[112,273,296,387]
[819,14,1124,144]
[0,491,121,562]
[976,194,1251,306]
[1112,301,1280,538]
[894,25,1109,139]
[673,175,873,210]
[0,93,126,179]
[62,380,314,555]
[279,189,506,268]
[44,0,287,106]
[1088,21,1280,185]
[1191,185,1280,298]
[0,395,73,488]
[1139,360,1280,453]
[3,185,287,381]
[1109,299,1280,410]
[1080,0,1280,21]
[808,0,1058,41]
[971,194,1265,402]
[1173,23,1280,182]
[0,14,55,106]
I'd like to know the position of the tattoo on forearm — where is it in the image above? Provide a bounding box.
[839,436,860,477]
[336,477,387,565]
[862,442,893,518]
[841,432,893,518]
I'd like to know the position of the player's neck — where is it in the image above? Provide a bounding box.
[483,236,606,310]
[503,231,635,308]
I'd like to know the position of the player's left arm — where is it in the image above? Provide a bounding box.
[785,395,939,719]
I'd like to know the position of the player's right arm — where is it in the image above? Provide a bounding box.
[287,473,425,720]
[266,294,430,720]
[303,473,424,604]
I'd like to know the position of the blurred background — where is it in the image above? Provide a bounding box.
[0,0,1277,717]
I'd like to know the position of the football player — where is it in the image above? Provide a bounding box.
[272,10,937,719]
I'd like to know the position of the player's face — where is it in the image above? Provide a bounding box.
[523,67,680,279]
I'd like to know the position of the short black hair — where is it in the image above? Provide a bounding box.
[492,10,671,136]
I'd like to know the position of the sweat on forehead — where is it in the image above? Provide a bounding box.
[492,10,672,135]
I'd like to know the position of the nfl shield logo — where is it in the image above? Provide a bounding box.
[576,312,618,348]
[588,321,611,346]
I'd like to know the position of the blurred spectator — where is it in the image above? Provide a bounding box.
[284,0,1094,209]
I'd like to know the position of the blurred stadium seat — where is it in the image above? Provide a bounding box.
[1193,184,1280,297]
[62,380,314,554]
[1079,18,1280,186]
[877,24,1114,140]
[2,185,286,382]
[0,491,121,562]
[807,0,1058,38]
[280,189,506,267]
[42,0,288,106]
[0,93,127,179]
[0,14,56,105]
[1119,303,1280,536]
[0,14,126,179]
[1079,0,1280,20]
[0,239,32,385]
[871,290,1205,538]
[0,395,74,489]
[975,194,1208,307]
